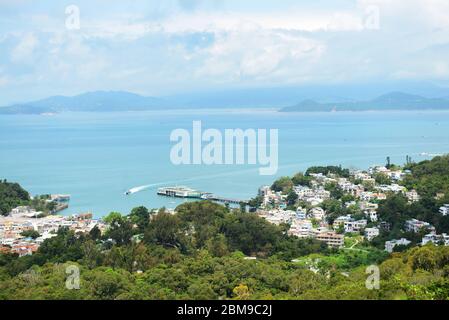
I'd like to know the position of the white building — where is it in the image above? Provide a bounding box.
[385,238,411,253]
[365,227,380,241]
[296,207,307,220]
[344,220,367,233]
[289,220,314,238]
[308,207,326,221]
[422,233,449,246]
[405,219,434,233]
[315,231,344,248]
[439,205,449,216]
[368,211,378,222]
[406,190,420,203]
[333,215,353,228]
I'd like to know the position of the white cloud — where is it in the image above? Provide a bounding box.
[2,0,449,103]
[10,32,39,63]
[194,29,325,82]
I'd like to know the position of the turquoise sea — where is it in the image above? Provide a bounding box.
[1,109,449,218]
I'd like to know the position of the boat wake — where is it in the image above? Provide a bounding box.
[125,185,153,195]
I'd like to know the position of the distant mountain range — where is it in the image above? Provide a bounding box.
[0,91,164,114]
[280,92,449,112]
[1,90,449,115]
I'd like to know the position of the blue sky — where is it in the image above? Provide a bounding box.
[1,0,449,104]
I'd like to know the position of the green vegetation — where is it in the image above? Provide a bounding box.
[306,166,350,178]
[403,155,449,200]
[0,180,30,216]
[0,180,59,216]
[271,176,293,192]
[0,239,447,300]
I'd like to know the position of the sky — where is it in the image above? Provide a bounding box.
[1,0,449,105]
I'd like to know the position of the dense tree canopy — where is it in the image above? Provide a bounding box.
[0,180,30,216]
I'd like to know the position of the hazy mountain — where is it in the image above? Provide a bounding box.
[280,92,449,112]
[0,91,165,114]
[2,89,449,115]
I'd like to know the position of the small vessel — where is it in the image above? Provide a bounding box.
[124,191,131,196]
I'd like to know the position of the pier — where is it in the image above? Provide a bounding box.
[157,186,248,205]
[202,194,248,205]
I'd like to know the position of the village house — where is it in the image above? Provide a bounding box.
[315,231,344,248]
[406,190,420,203]
[385,238,411,253]
[308,207,326,221]
[294,186,330,205]
[259,209,296,225]
[387,171,405,181]
[377,184,406,194]
[289,220,314,238]
[405,219,435,233]
[365,227,380,241]
[369,166,389,175]
[344,219,367,233]
[421,232,449,246]
[296,207,307,220]
[333,215,353,228]
[258,186,282,207]
[0,209,104,256]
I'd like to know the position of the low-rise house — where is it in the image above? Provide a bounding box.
[258,186,283,207]
[388,171,405,181]
[344,219,367,233]
[333,215,353,228]
[422,232,449,246]
[365,227,380,241]
[369,166,389,175]
[308,207,326,221]
[360,192,374,202]
[369,211,378,222]
[385,238,411,253]
[376,184,401,193]
[315,231,344,248]
[289,220,314,238]
[405,219,435,233]
[406,190,420,203]
[10,241,39,257]
[0,211,105,256]
[261,209,296,225]
[296,207,307,220]
[294,186,330,205]
[360,202,378,211]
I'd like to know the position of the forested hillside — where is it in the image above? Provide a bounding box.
[1,156,449,300]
